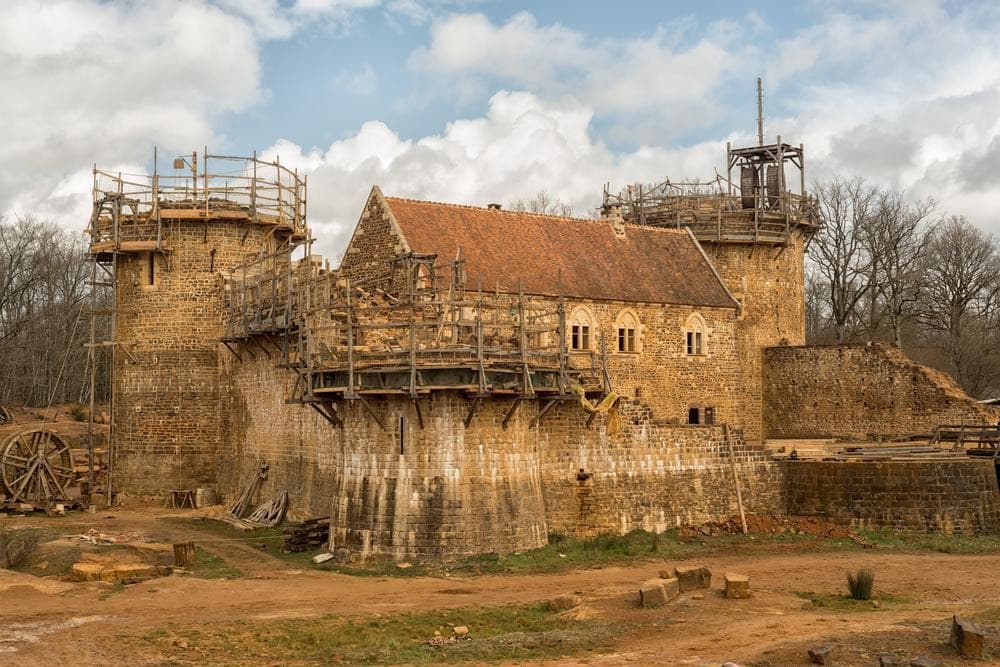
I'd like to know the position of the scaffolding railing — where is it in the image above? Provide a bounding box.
[89,150,307,251]
[222,250,593,406]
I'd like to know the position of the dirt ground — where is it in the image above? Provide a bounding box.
[1,508,999,666]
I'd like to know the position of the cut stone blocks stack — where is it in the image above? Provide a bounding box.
[724,572,750,598]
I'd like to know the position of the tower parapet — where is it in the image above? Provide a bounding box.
[87,151,307,495]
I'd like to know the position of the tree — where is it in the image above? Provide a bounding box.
[508,190,575,217]
[917,216,1000,395]
[810,178,880,342]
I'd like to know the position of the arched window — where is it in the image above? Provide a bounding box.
[684,313,707,356]
[614,309,640,353]
[568,306,594,351]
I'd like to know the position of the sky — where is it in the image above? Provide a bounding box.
[2,0,1000,258]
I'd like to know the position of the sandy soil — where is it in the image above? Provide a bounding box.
[1,508,999,666]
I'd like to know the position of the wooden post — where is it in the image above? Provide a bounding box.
[173,541,197,567]
[725,424,748,535]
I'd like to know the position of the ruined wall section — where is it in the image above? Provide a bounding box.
[700,231,807,442]
[566,300,741,429]
[338,188,409,288]
[114,223,269,493]
[763,344,1000,439]
[784,460,1000,534]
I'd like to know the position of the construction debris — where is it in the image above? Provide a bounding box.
[282,517,330,552]
[220,490,288,530]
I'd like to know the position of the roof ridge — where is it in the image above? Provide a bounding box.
[383,195,687,234]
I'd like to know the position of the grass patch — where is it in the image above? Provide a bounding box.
[185,547,244,580]
[795,591,910,612]
[145,603,617,664]
[99,582,126,600]
[851,529,1000,554]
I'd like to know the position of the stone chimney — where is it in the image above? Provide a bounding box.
[602,203,625,237]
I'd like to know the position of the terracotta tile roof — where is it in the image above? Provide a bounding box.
[384,196,737,308]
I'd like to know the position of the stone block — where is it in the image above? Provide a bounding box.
[70,562,104,582]
[878,655,903,666]
[548,593,581,612]
[639,580,668,608]
[950,615,984,658]
[807,645,837,664]
[909,657,942,667]
[98,564,160,584]
[673,565,712,591]
[724,573,750,599]
[659,576,680,600]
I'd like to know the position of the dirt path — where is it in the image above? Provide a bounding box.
[2,510,999,665]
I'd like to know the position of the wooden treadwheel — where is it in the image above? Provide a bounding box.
[0,428,74,503]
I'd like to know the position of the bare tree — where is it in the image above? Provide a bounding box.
[810,178,880,342]
[917,216,1000,395]
[865,191,937,347]
[508,190,575,217]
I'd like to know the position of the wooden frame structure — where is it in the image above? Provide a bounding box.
[222,245,591,429]
[601,139,820,246]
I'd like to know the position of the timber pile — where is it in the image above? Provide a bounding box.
[281,517,330,552]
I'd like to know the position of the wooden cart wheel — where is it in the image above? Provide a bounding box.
[0,428,74,503]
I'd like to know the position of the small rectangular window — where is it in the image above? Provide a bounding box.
[147,252,156,286]
[618,328,626,352]
[626,329,635,353]
[688,407,700,424]
[686,331,694,355]
[581,325,590,350]
[695,332,703,355]
[704,407,715,425]
[571,325,580,350]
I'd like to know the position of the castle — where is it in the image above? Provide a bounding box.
[87,140,1000,560]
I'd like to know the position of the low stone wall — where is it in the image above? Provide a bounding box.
[539,400,784,537]
[784,459,1000,534]
[763,344,1000,439]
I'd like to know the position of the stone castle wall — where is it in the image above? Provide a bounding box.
[218,346,785,559]
[763,344,1000,440]
[700,231,807,442]
[565,299,740,430]
[784,460,1000,534]
[113,221,271,493]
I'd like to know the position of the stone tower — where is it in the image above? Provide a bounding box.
[87,152,306,494]
[603,140,820,441]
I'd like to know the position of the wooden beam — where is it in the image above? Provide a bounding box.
[529,399,559,428]
[464,396,480,429]
[220,340,243,362]
[502,397,522,430]
[355,395,385,430]
[413,397,424,430]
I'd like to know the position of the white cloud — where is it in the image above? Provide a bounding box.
[0,0,264,227]
[335,63,378,96]
[409,11,749,138]
[264,91,722,259]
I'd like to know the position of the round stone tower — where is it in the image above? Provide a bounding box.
[604,140,820,442]
[87,152,306,494]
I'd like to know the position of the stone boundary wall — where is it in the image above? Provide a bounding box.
[763,343,1000,440]
[783,459,1000,534]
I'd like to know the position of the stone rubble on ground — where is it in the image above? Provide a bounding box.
[807,644,836,665]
